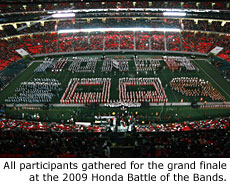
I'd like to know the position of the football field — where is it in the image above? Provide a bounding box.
[1,53,230,123]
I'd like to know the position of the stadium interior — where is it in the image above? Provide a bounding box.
[0,0,230,157]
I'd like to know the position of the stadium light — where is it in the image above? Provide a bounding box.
[58,28,180,33]
[163,12,186,16]
[52,13,75,18]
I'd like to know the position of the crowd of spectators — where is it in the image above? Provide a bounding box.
[195,32,213,53]
[58,33,73,52]
[74,33,88,51]
[2,18,230,37]
[135,130,230,157]
[0,129,107,157]
[181,31,195,52]
[44,21,56,32]
[1,18,230,35]
[89,32,103,51]
[120,31,134,50]
[0,118,106,133]
[136,31,150,50]
[0,116,229,133]
[21,34,45,55]
[166,32,181,51]
[150,31,165,51]
[1,17,230,71]
[58,20,74,30]
[214,34,230,62]
[136,117,229,132]
[29,34,44,54]
[44,33,58,53]
[0,116,229,157]
[105,31,119,50]
[0,38,21,70]
[1,30,230,73]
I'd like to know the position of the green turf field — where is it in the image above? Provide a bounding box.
[1,55,229,103]
[1,53,230,123]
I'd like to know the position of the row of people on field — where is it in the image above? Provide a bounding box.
[5,78,60,103]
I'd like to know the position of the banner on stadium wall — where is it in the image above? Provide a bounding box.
[16,49,29,57]
[209,46,224,55]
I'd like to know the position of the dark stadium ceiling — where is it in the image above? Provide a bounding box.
[1,1,230,23]
[1,0,228,3]
[1,9,230,24]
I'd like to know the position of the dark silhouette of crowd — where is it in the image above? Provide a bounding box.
[1,1,230,158]
[1,1,230,14]
[0,121,229,157]
[0,99,229,157]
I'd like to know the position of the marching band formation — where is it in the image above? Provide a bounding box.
[101,58,129,72]
[117,59,129,72]
[5,78,61,103]
[101,58,113,72]
[134,58,161,72]
[68,57,97,73]
[51,58,68,73]
[60,78,111,104]
[170,77,225,101]
[5,56,225,104]
[34,57,54,73]
[163,56,197,71]
[119,77,168,103]
[34,57,68,74]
